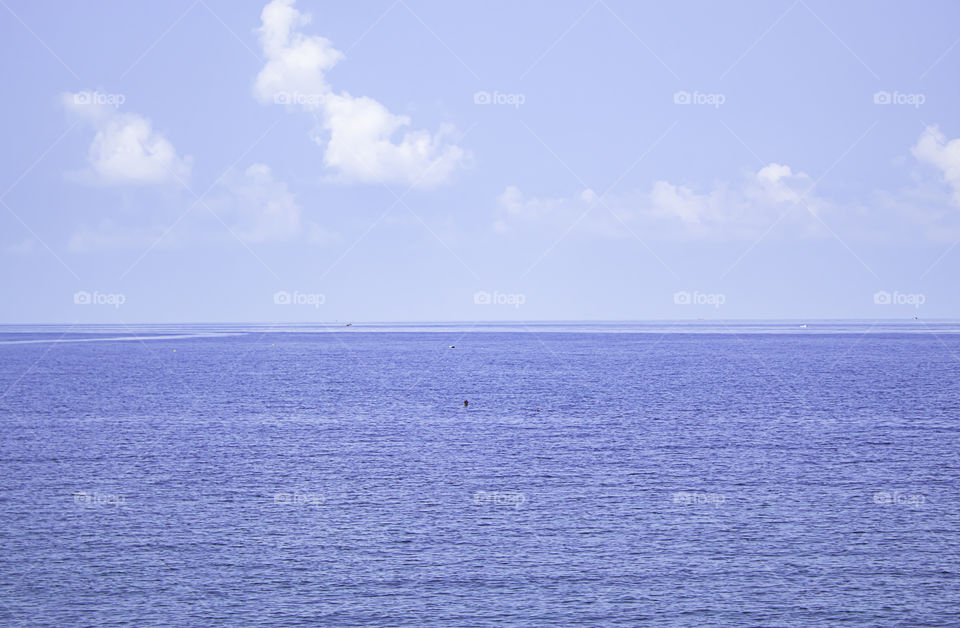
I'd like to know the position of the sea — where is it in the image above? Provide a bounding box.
[1,321,959,626]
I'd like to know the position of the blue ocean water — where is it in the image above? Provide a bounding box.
[1,322,959,626]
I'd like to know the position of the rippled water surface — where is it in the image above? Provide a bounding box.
[2,323,960,626]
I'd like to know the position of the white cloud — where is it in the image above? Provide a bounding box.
[210,163,336,244]
[316,93,465,188]
[648,180,716,224]
[494,185,594,234]
[253,0,341,106]
[65,161,329,250]
[496,163,824,239]
[221,163,302,243]
[749,163,809,204]
[63,90,192,186]
[647,162,816,228]
[254,0,467,188]
[912,125,960,206]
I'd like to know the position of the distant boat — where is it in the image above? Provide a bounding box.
[800,324,808,329]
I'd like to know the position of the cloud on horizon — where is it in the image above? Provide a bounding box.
[495,163,828,239]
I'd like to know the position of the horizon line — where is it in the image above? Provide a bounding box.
[0,317,949,327]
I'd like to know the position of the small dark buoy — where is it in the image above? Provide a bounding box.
[464,400,468,407]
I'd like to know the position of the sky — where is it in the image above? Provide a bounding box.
[2,0,960,323]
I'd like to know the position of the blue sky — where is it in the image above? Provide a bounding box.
[2,0,959,323]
